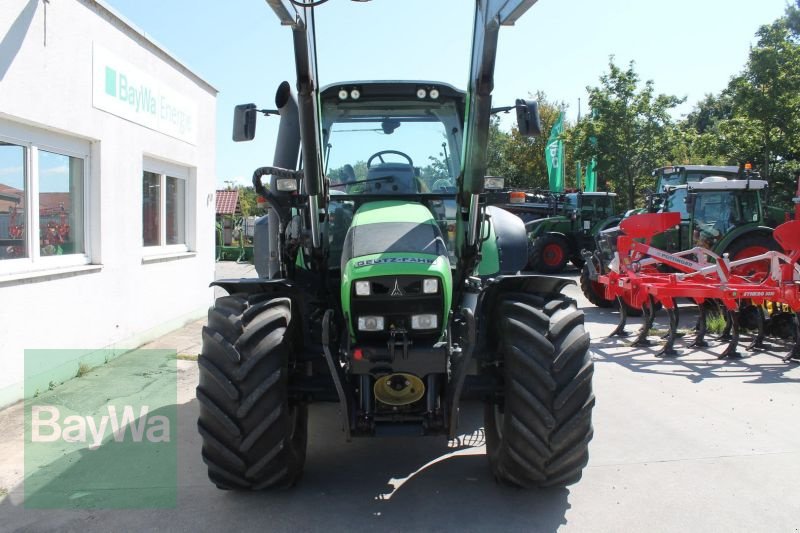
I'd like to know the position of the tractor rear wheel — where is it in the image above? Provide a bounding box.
[724,234,780,280]
[484,292,594,487]
[530,234,570,274]
[197,294,307,490]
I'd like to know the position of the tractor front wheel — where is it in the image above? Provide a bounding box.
[484,292,595,487]
[197,294,307,490]
[530,234,570,274]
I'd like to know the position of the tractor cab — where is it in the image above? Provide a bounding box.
[567,192,617,231]
[654,165,741,193]
[321,82,464,267]
[685,178,767,251]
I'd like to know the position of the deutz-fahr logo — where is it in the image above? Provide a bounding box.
[355,257,435,268]
[390,279,404,296]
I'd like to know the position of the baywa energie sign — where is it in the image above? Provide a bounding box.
[92,44,198,145]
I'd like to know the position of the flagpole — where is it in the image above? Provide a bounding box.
[576,98,582,191]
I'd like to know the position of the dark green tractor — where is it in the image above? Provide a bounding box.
[197,0,594,490]
[581,177,780,309]
[526,192,620,273]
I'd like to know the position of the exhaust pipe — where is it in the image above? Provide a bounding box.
[261,81,300,279]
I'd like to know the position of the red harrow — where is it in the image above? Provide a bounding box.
[590,209,800,362]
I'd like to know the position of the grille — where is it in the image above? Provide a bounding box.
[351,275,442,342]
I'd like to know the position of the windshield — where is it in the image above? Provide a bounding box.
[322,100,462,195]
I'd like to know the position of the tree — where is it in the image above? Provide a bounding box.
[487,92,573,190]
[236,186,261,217]
[681,4,800,206]
[572,59,684,208]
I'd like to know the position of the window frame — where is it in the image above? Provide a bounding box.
[141,157,191,256]
[0,124,92,276]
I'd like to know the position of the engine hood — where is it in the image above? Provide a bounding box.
[340,200,452,339]
[340,201,448,269]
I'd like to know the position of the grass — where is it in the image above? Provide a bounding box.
[0,487,8,501]
[176,353,199,361]
[705,312,728,335]
[75,362,92,378]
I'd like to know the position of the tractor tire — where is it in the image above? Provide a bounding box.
[723,234,780,279]
[579,263,645,317]
[580,263,613,308]
[530,234,570,274]
[484,293,594,488]
[571,257,586,270]
[197,294,307,490]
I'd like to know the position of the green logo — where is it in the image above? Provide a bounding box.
[24,349,177,509]
[104,66,117,97]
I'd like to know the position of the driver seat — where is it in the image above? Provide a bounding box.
[366,163,416,194]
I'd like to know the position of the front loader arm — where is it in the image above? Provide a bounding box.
[266,0,326,253]
[455,0,538,292]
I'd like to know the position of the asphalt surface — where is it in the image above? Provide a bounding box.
[1,265,799,532]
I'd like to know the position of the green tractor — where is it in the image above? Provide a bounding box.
[197,0,594,490]
[581,176,780,309]
[526,192,620,273]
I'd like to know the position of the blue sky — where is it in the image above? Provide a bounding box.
[104,0,789,187]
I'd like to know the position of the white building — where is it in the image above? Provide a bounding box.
[0,0,217,406]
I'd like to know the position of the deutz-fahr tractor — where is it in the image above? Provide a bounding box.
[526,192,620,274]
[581,176,780,309]
[197,0,594,490]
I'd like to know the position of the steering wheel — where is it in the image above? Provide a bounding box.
[432,178,454,191]
[366,150,414,168]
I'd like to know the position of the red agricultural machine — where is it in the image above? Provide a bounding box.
[586,180,800,362]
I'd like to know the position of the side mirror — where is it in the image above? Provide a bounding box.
[233,103,257,142]
[516,99,542,137]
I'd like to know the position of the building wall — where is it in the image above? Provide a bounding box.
[0,0,217,406]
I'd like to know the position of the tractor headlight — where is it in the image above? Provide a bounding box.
[358,316,384,331]
[276,178,298,192]
[422,278,438,294]
[411,314,438,330]
[355,280,371,296]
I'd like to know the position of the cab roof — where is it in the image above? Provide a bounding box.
[320,81,465,102]
[672,178,768,191]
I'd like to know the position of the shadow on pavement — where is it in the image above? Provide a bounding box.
[582,305,800,385]
[1,400,573,532]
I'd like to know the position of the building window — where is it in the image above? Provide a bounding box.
[39,150,85,256]
[142,160,189,252]
[0,126,90,272]
[0,142,27,260]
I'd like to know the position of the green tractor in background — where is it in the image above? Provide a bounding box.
[581,176,781,309]
[526,192,621,273]
[196,0,594,491]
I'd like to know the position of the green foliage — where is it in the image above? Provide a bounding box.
[237,186,262,217]
[572,58,684,209]
[679,3,800,210]
[705,312,728,335]
[487,92,574,190]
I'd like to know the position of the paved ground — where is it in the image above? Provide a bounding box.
[1,263,799,532]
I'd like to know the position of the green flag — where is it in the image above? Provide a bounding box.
[584,157,597,192]
[545,112,564,192]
